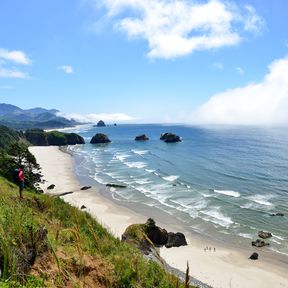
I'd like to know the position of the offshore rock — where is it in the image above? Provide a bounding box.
[258,231,272,239]
[160,132,181,143]
[96,120,106,127]
[90,133,111,144]
[252,239,270,247]
[270,212,284,217]
[135,134,149,141]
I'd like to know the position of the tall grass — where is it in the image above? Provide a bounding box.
[0,176,195,287]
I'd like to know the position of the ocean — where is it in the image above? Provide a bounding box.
[65,124,288,256]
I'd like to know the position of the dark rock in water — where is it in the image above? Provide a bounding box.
[90,133,111,144]
[106,183,127,188]
[258,231,272,239]
[80,205,86,210]
[47,184,55,190]
[160,132,181,143]
[135,134,149,141]
[80,186,92,191]
[252,239,270,247]
[114,123,117,126]
[249,252,259,260]
[96,120,106,127]
[165,232,187,248]
[270,212,284,217]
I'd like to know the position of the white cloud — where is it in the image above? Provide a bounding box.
[57,65,74,74]
[0,48,31,65]
[236,67,244,75]
[0,48,31,78]
[194,57,288,125]
[243,5,265,34]
[213,62,224,70]
[0,85,12,89]
[93,0,264,59]
[0,68,28,79]
[57,112,136,123]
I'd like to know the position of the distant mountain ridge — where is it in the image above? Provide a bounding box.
[0,103,79,129]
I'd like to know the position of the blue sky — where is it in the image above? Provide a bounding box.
[0,0,288,124]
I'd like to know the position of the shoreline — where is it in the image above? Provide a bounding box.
[29,146,288,288]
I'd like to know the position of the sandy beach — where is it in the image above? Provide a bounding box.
[29,146,288,288]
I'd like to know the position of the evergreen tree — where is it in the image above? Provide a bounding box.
[0,142,42,189]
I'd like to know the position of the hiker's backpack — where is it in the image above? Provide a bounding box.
[13,168,20,183]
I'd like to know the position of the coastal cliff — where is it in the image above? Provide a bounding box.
[0,176,194,287]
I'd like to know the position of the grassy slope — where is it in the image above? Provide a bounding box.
[0,177,194,288]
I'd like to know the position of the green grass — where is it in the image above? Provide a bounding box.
[0,176,195,287]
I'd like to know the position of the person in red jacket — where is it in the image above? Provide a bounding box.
[18,165,25,200]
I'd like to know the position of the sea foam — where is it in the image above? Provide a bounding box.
[247,194,274,206]
[163,175,179,182]
[214,189,240,198]
[132,149,148,155]
[201,208,233,228]
[125,162,147,169]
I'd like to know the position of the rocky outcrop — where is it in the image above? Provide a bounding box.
[24,129,85,146]
[135,134,149,141]
[47,184,55,190]
[270,212,284,217]
[144,218,168,246]
[121,218,187,254]
[252,239,270,247]
[90,133,111,144]
[96,120,106,127]
[258,231,272,239]
[165,232,187,248]
[249,252,258,260]
[160,133,181,143]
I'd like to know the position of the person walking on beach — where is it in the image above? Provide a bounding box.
[18,165,25,200]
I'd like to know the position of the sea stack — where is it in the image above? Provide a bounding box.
[160,133,181,143]
[135,134,149,141]
[90,133,111,144]
[96,120,106,127]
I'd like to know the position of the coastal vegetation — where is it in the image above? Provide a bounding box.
[0,176,194,287]
[0,125,85,148]
[24,129,85,146]
[0,125,24,149]
[0,141,42,190]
